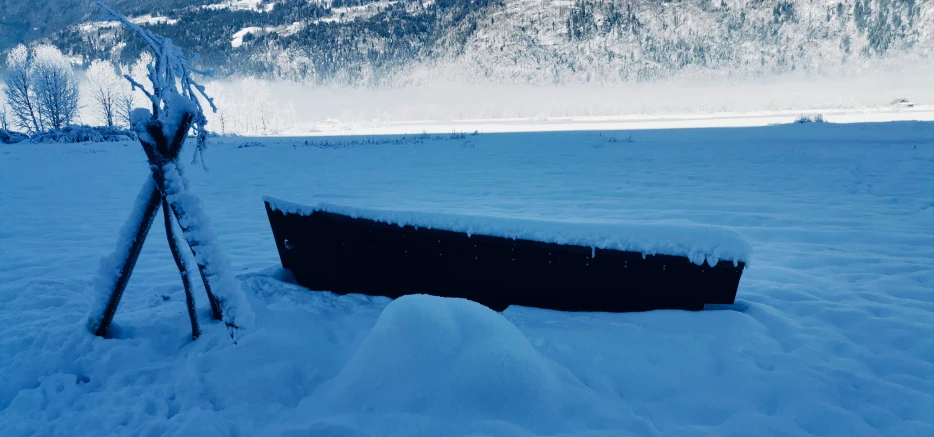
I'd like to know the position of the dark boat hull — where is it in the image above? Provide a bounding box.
[264,201,744,312]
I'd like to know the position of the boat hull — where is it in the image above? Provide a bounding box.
[264,200,744,312]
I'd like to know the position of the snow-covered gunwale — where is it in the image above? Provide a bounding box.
[263,196,752,267]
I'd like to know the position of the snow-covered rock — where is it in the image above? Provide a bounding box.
[0,129,29,144]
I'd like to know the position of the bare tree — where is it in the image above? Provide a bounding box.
[115,90,135,128]
[0,99,9,131]
[3,45,42,134]
[115,53,152,128]
[204,81,228,135]
[86,59,122,127]
[31,45,80,130]
[212,77,297,135]
[116,63,134,127]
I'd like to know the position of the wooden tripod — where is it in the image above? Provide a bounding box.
[94,113,223,340]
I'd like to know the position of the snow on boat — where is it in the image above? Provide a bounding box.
[263,197,751,312]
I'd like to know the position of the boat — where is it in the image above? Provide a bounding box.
[263,197,749,313]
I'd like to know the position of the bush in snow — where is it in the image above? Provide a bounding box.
[794,114,826,124]
[0,129,30,144]
[29,125,136,143]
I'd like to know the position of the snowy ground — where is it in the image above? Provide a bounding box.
[1,121,932,436]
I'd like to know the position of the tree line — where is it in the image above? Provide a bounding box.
[0,43,303,137]
[1,43,153,136]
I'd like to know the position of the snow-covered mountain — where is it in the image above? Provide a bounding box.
[7,0,932,85]
[415,0,934,85]
[0,0,198,50]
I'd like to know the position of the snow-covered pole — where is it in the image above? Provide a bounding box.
[133,107,251,334]
[88,178,162,337]
[163,197,200,340]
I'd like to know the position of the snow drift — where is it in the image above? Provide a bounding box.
[284,294,630,435]
[322,295,590,426]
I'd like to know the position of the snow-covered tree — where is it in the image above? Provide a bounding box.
[242,77,272,134]
[207,77,298,135]
[4,45,42,134]
[86,59,122,127]
[203,81,229,135]
[31,45,79,130]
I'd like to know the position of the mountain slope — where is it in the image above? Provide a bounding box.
[0,0,219,53]
[409,0,934,84]
[22,0,934,85]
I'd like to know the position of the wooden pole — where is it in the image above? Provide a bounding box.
[141,115,225,322]
[93,185,162,338]
[164,198,200,339]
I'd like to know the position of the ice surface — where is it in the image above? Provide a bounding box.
[266,196,753,266]
[1,122,933,436]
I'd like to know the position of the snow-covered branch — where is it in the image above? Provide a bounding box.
[95,1,217,166]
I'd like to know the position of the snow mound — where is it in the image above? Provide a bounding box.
[321,294,590,430]
[265,197,752,266]
[0,129,29,144]
[30,126,137,143]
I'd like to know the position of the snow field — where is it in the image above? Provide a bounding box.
[0,120,932,436]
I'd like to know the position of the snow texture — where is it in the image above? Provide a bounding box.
[265,196,752,266]
[161,93,199,143]
[309,294,622,433]
[1,121,932,436]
